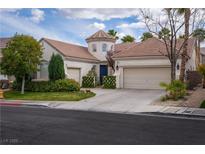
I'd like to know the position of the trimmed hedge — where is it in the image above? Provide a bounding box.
[103,76,116,89]
[82,76,95,88]
[13,79,80,92]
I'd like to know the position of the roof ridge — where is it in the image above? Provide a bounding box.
[42,37,87,48]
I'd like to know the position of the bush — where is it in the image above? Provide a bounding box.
[48,54,65,81]
[82,76,95,88]
[200,100,205,108]
[103,76,116,89]
[13,79,80,92]
[160,80,186,101]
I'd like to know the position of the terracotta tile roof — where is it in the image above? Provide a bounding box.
[86,30,116,43]
[114,42,138,54]
[201,47,205,55]
[0,38,11,49]
[42,38,99,61]
[113,37,196,59]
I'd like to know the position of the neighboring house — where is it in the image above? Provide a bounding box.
[200,47,205,64]
[37,30,197,89]
[113,37,197,89]
[0,38,11,80]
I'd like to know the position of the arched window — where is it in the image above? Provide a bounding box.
[102,43,107,52]
[92,44,97,52]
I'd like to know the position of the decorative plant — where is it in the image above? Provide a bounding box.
[198,64,205,88]
[48,54,65,81]
[160,80,186,101]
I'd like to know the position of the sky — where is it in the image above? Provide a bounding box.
[0,8,151,46]
[0,8,204,47]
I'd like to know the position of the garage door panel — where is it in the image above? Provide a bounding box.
[123,67,170,89]
[67,68,80,83]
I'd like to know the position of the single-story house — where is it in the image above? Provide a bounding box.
[201,47,205,64]
[0,30,198,89]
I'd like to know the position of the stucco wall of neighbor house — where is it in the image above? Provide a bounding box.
[88,41,114,61]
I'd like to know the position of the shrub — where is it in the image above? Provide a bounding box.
[82,76,95,88]
[160,80,186,101]
[13,79,80,92]
[198,64,205,88]
[200,100,205,108]
[103,76,116,89]
[48,54,65,81]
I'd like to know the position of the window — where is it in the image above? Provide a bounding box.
[92,44,97,52]
[102,43,107,52]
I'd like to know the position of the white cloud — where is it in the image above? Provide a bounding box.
[58,8,138,21]
[117,22,146,29]
[88,22,105,30]
[0,8,20,13]
[0,12,82,45]
[30,9,45,23]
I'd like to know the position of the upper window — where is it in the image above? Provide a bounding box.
[92,44,97,52]
[102,43,107,52]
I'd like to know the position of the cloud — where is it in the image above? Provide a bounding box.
[88,22,105,30]
[58,8,138,21]
[117,22,146,29]
[0,8,20,13]
[30,9,45,23]
[0,12,82,45]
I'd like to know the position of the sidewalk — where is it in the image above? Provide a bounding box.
[1,99,205,117]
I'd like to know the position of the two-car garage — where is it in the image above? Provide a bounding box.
[123,67,171,89]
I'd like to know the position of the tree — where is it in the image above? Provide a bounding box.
[178,8,191,82]
[0,34,43,94]
[139,9,186,80]
[198,64,205,88]
[106,51,115,72]
[141,32,153,41]
[121,35,135,43]
[193,28,205,66]
[108,29,119,40]
[48,54,65,81]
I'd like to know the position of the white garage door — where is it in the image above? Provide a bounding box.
[67,68,80,83]
[123,67,171,89]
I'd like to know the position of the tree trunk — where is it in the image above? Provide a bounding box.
[171,61,176,81]
[21,76,25,94]
[203,77,205,89]
[179,9,191,82]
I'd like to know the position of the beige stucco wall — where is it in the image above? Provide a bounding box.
[88,41,114,61]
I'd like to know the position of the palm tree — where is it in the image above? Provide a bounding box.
[140,32,153,41]
[121,35,135,43]
[198,64,205,88]
[193,28,205,66]
[178,8,191,82]
[107,29,119,40]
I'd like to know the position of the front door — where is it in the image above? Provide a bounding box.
[100,65,108,84]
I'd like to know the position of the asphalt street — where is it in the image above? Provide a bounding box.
[1,105,205,145]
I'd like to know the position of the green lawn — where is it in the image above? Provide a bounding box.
[4,91,95,101]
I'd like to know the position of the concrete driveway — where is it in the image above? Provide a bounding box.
[54,88,165,113]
